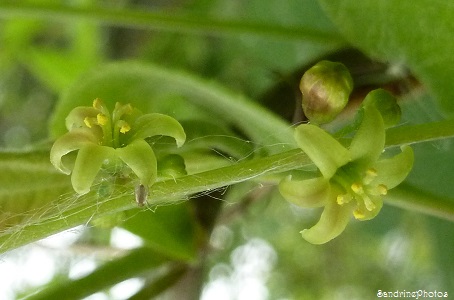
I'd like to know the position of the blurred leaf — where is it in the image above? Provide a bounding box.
[122,203,199,262]
[22,48,91,92]
[27,247,172,300]
[317,0,454,114]
[0,150,71,230]
[128,263,187,300]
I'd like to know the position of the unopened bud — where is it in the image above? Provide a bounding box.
[158,154,187,179]
[300,60,353,124]
[362,89,401,128]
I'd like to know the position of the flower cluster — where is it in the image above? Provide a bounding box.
[50,98,186,195]
[279,103,414,244]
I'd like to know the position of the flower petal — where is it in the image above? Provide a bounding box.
[65,106,99,130]
[294,124,351,178]
[353,196,383,221]
[116,139,157,186]
[300,201,353,244]
[71,144,114,195]
[130,113,186,147]
[50,128,99,174]
[373,145,414,189]
[349,105,385,168]
[279,176,330,208]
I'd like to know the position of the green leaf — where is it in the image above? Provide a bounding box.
[0,150,72,231]
[176,120,255,160]
[317,0,454,113]
[128,263,187,300]
[121,203,199,262]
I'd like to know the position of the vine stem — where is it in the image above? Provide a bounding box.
[0,2,345,44]
[2,119,454,253]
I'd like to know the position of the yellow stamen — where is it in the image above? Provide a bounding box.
[337,195,345,205]
[364,168,378,184]
[351,183,363,194]
[366,168,377,177]
[377,184,388,195]
[353,208,365,219]
[84,117,92,128]
[337,193,352,205]
[120,122,131,134]
[363,195,376,211]
[97,114,108,126]
[93,98,102,109]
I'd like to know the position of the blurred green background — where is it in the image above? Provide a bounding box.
[0,0,453,299]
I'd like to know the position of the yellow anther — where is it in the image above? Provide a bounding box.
[97,113,108,126]
[364,168,378,184]
[366,168,377,177]
[351,183,363,194]
[84,117,92,128]
[337,195,345,205]
[353,209,365,220]
[363,195,376,211]
[337,193,352,205]
[93,98,102,109]
[377,184,388,195]
[125,103,133,112]
[120,122,131,134]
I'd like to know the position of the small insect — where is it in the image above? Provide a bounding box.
[135,184,148,207]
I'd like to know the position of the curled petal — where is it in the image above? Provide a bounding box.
[300,201,353,244]
[71,144,115,195]
[294,124,350,178]
[116,139,157,186]
[373,145,414,189]
[349,105,385,168]
[279,176,330,208]
[65,106,99,130]
[50,128,99,174]
[353,196,383,221]
[130,113,186,147]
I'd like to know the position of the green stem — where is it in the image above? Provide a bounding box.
[0,2,345,44]
[2,120,454,253]
[386,183,454,222]
[386,119,454,146]
[0,149,309,252]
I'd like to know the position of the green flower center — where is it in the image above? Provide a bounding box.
[83,99,133,148]
[332,165,388,219]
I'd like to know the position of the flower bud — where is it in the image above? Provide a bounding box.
[300,60,353,124]
[158,154,187,179]
[362,89,401,128]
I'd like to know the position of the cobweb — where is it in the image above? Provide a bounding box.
[0,126,299,256]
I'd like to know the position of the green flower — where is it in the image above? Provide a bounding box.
[50,99,186,195]
[279,104,414,244]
